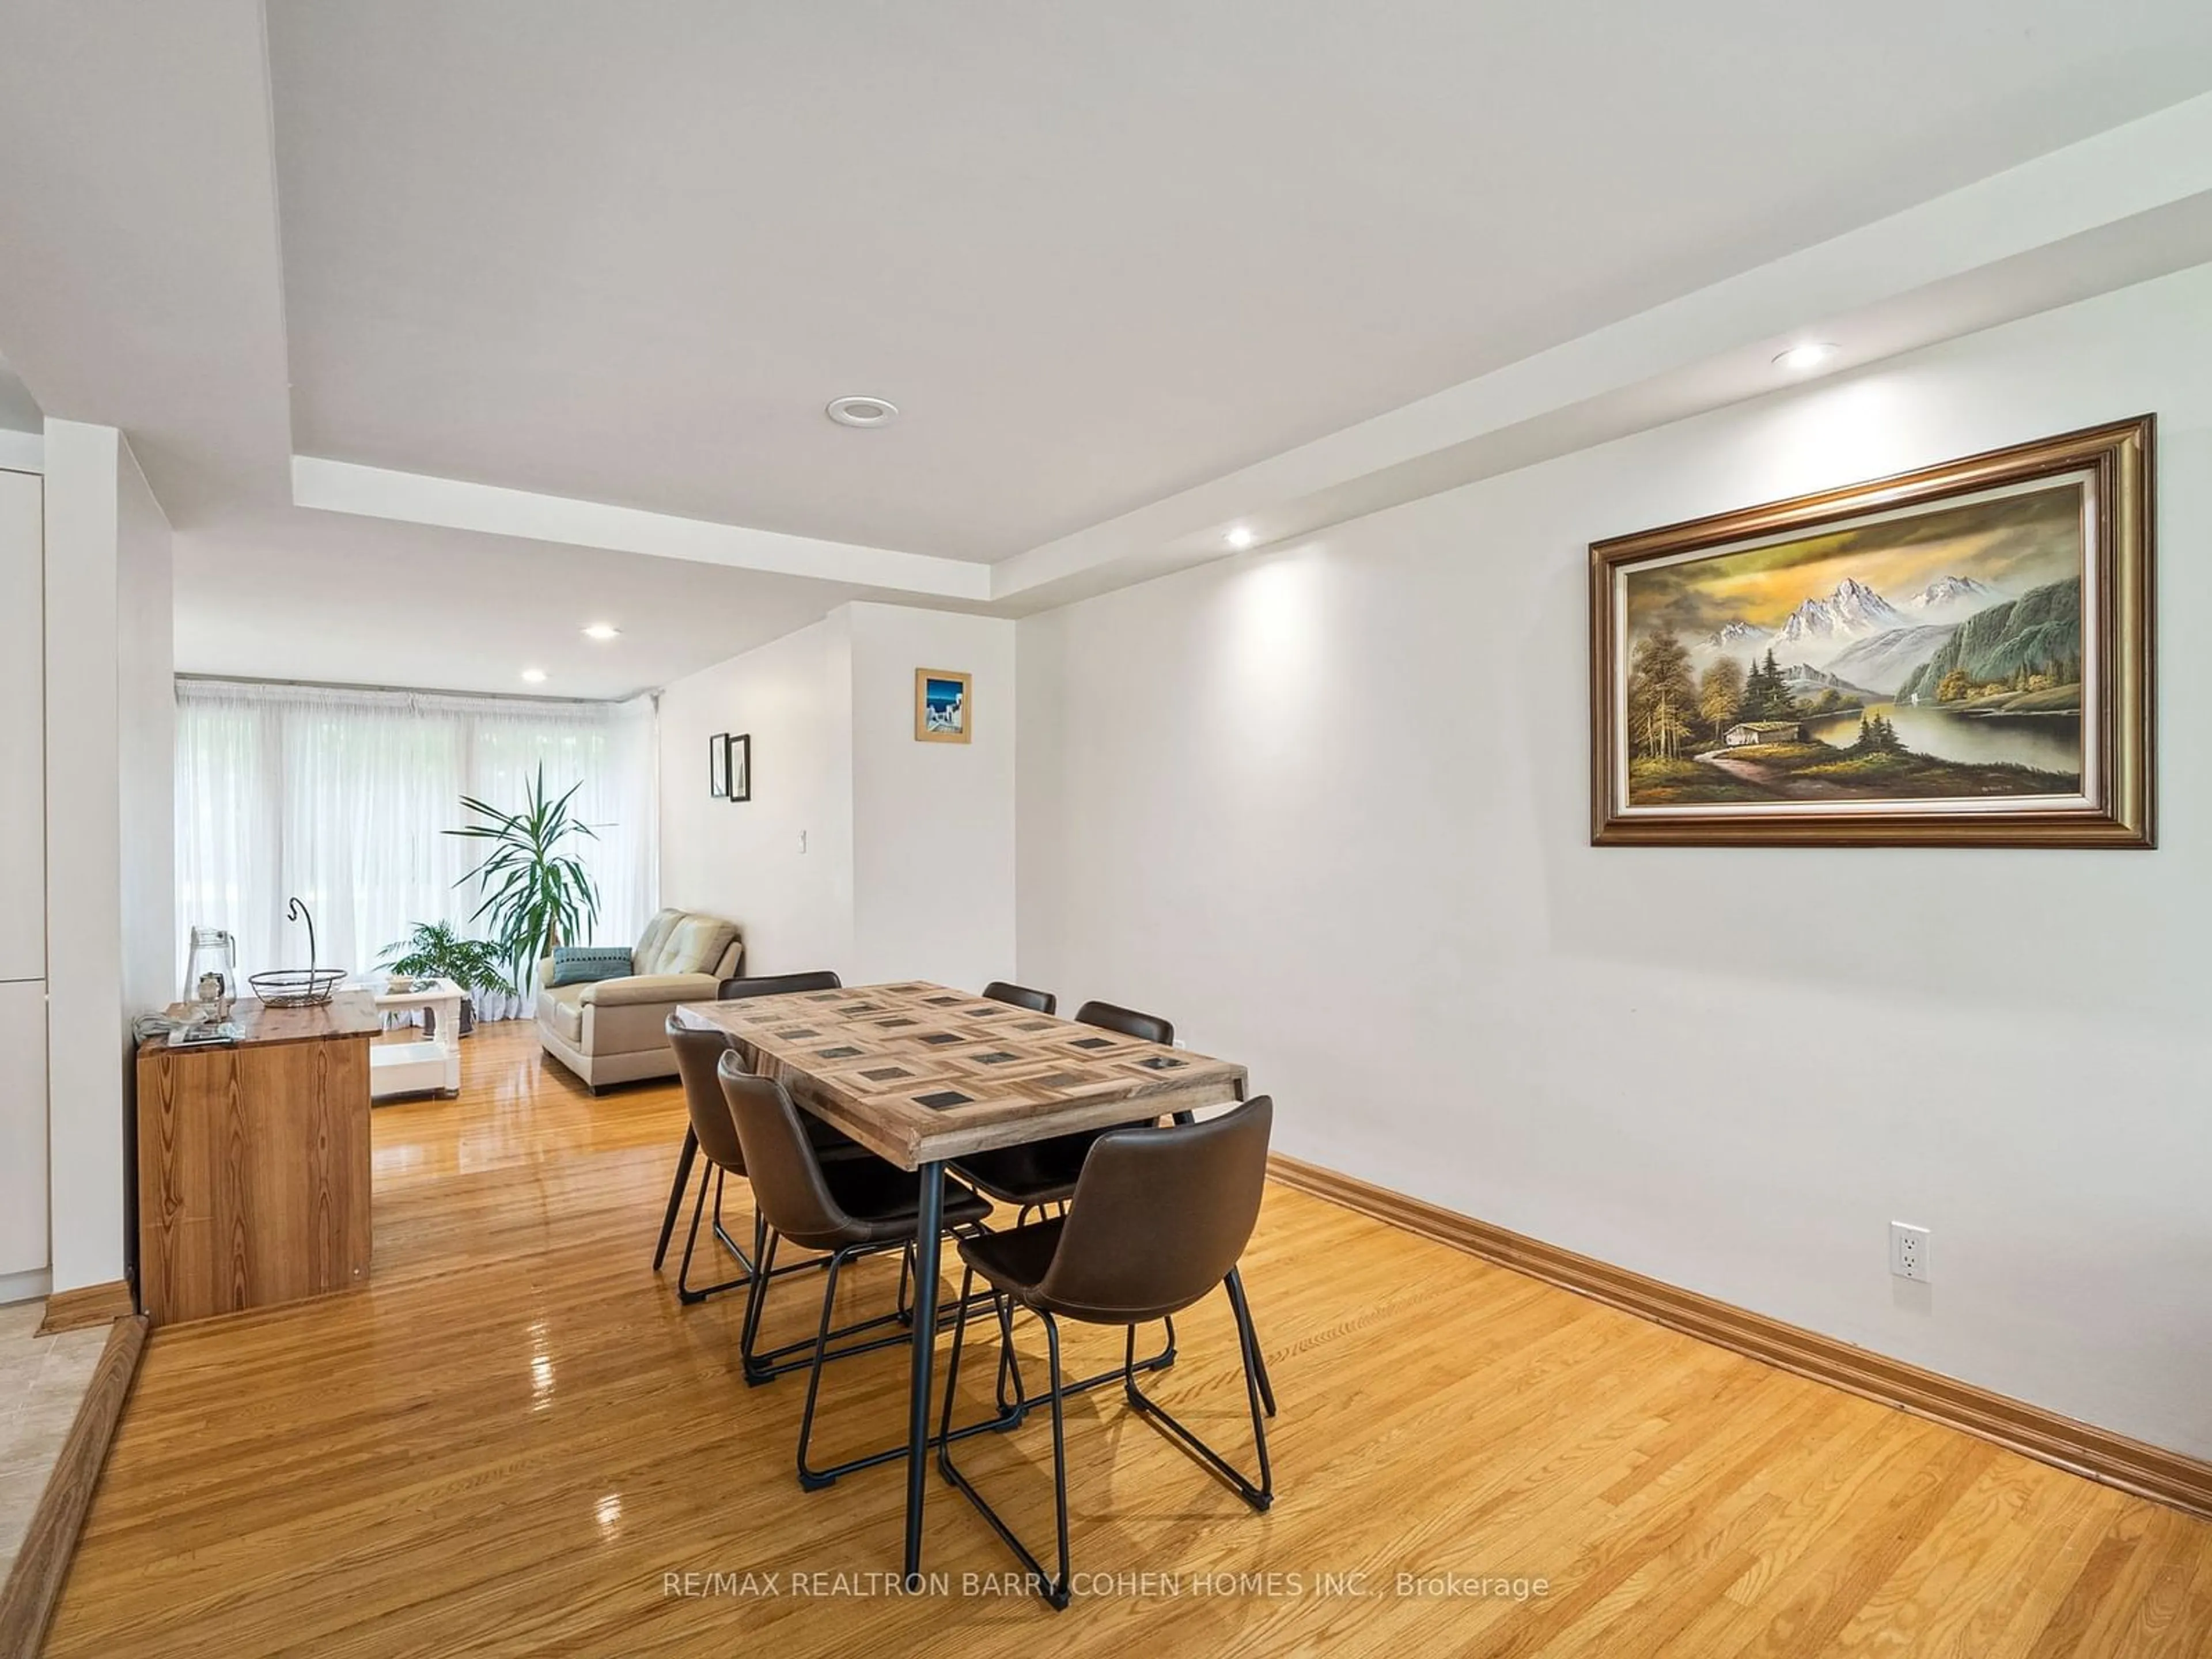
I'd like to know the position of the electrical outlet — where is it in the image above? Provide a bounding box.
[1890,1222,1930,1283]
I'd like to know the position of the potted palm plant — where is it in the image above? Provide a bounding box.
[377,922,509,1036]
[446,763,604,998]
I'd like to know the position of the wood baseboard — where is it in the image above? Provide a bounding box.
[36,1282,135,1336]
[0,1315,147,1656]
[1267,1152,2212,1524]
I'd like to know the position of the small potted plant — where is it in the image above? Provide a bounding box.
[377,922,510,1036]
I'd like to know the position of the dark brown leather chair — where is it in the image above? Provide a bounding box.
[715,968,847,1001]
[937,1096,1277,1608]
[652,971,844,1275]
[663,1017,761,1302]
[719,1054,1005,1488]
[981,980,1056,1015]
[661,1015,868,1304]
[952,999,1173,1217]
[1070,998,1171,1047]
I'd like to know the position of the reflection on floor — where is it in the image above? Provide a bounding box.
[0,1301,106,1580]
[42,1020,2212,1656]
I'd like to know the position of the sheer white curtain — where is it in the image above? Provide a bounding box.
[175,680,657,1017]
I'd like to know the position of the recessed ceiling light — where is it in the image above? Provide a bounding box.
[1773,341,1839,372]
[1225,525,1257,550]
[581,623,620,641]
[521,668,547,683]
[826,395,899,428]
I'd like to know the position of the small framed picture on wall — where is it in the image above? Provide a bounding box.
[915,669,972,744]
[708,732,730,798]
[728,733,752,802]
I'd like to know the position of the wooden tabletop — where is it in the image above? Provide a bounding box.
[147,990,382,1054]
[679,981,1247,1169]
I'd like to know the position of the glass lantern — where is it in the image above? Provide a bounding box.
[183,927,237,1021]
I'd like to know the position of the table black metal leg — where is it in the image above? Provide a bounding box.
[653,1126,699,1271]
[903,1160,945,1589]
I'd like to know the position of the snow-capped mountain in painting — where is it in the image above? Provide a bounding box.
[1770,579,1908,661]
[1900,573,2006,625]
[1703,619,1764,652]
[1690,578,2017,687]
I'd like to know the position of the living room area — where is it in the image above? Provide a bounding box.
[172,676,666,1087]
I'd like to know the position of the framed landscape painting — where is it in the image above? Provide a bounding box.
[1590,417,2153,847]
[915,668,972,744]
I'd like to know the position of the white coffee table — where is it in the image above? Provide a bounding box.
[370,976,464,1100]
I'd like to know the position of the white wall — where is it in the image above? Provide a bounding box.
[1,465,47,1297]
[847,604,1017,987]
[657,614,856,974]
[1017,264,2212,1460]
[116,442,174,1027]
[0,468,40,984]
[656,601,1016,988]
[43,420,172,1296]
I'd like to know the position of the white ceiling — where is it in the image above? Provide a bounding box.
[267,1,2212,560]
[173,505,871,701]
[3,3,2212,699]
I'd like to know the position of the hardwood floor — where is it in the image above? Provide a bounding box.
[47,1023,2212,1656]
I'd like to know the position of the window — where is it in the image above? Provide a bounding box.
[174,680,656,1012]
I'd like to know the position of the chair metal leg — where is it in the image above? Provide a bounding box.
[674,1158,719,1304]
[938,1293,1072,1610]
[1166,1101,1275,1416]
[743,1237,987,1385]
[652,1126,699,1270]
[1231,1281,1274,1501]
[710,1169,757,1270]
[675,1171,839,1315]
[794,1250,854,1490]
[1223,1266,1276,1417]
[789,1244,1020,1492]
[744,1232,904,1386]
[997,1313,1174,1411]
[1122,1281,1272,1510]
[935,1265,978,1448]
[738,1227,780,1369]
[1044,1315,1072,1602]
[991,1283,1028,1425]
[677,1164,759,1305]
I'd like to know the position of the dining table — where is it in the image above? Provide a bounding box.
[679,979,1262,1587]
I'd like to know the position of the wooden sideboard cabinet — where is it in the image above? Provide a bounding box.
[135,991,379,1327]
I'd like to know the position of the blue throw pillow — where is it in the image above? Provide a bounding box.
[551,945,633,987]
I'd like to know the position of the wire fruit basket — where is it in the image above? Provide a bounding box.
[248,897,346,1008]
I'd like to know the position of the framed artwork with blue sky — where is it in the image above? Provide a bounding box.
[915,669,971,744]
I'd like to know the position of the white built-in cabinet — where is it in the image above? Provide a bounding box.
[1,466,48,1282]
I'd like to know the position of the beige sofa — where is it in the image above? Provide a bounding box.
[535,908,744,1090]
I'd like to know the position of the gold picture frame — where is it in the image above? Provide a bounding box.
[1590,416,2153,847]
[915,668,972,744]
